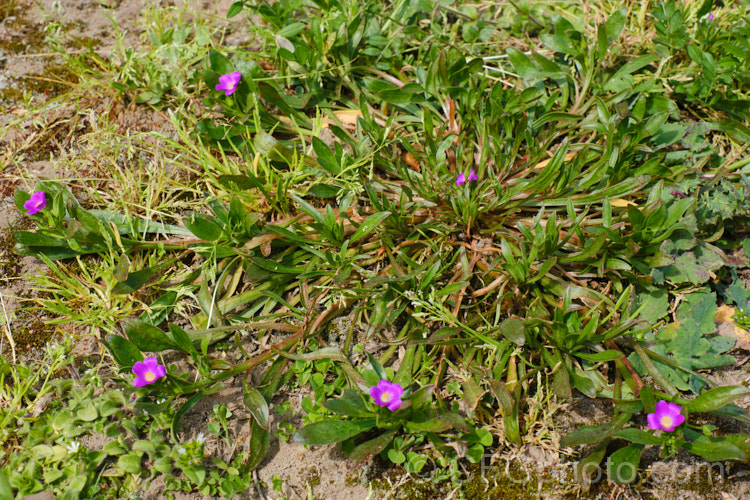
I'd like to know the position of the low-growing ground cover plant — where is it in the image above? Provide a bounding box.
[3,0,750,498]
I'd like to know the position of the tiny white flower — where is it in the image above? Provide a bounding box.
[175,445,186,455]
[66,441,81,454]
[196,432,206,444]
[157,397,167,404]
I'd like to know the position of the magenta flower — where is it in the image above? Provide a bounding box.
[647,400,685,432]
[215,71,241,95]
[709,12,714,21]
[455,169,478,186]
[24,191,47,215]
[370,380,404,411]
[132,357,167,387]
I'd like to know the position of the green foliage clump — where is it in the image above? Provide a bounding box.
[6,0,750,496]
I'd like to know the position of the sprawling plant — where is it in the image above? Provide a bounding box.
[7,0,750,495]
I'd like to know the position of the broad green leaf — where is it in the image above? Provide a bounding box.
[409,385,434,408]
[605,9,626,42]
[499,317,525,346]
[113,254,130,282]
[292,418,377,445]
[0,355,10,377]
[13,243,85,260]
[631,288,669,326]
[117,453,142,474]
[312,137,340,175]
[308,183,341,198]
[614,428,663,445]
[681,439,747,462]
[182,464,206,485]
[350,211,391,243]
[607,444,643,484]
[278,22,306,38]
[709,403,750,424]
[687,386,750,413]
[558,233,608,263]
[13,188,31,213]
[208,49,233,75]
[613,398,644,414]
[438,410,472,434]
[169,324,198,355]
[227,1,243,18]
[323,390,372,418]
[348,428,399,467]
[607,54,658,84]
[103,334,143,367]
[540,34,575,56]
[506,47,537,79]
[367,353,388,381]
[560,412,631,447]
[140,291,178,326]
[184,212,223,241]
[405,418,452,433]
[13,231,66,247]
[123,318,177,352]
[462,376,485,415]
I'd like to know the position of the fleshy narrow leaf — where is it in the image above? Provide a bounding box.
[574,350,624,362]
[247,418,270,470]
[243,381,270,430]
[290,193,326,225]
[347,428,399,468]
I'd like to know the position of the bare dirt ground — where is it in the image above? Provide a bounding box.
[3,1,750,499]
